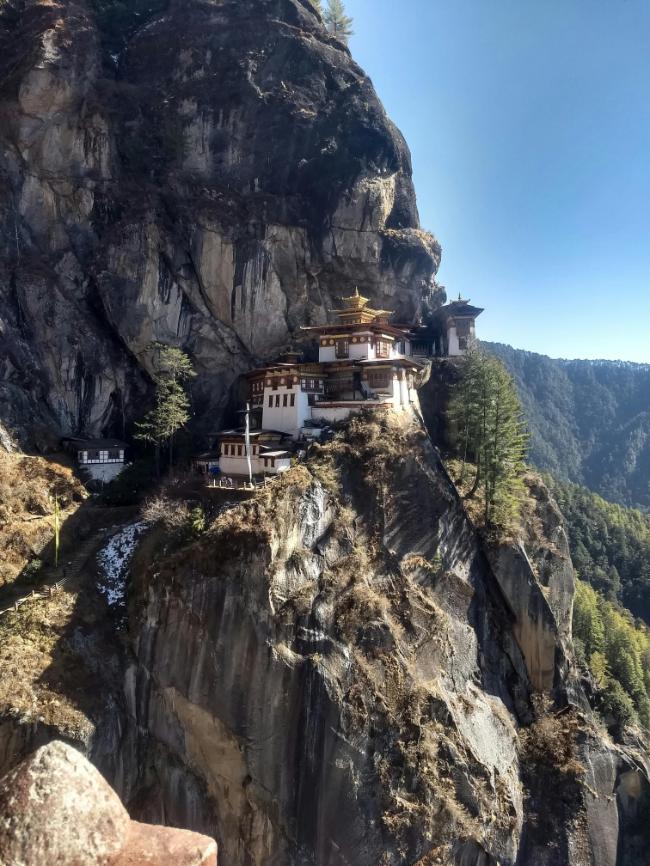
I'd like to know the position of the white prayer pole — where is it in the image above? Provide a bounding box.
[245,402,253,485]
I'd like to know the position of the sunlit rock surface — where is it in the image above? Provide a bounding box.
[0,0,440,447]
[0,740,218,866]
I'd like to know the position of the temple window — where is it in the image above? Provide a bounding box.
[335,339,349,359]
[368,371,390,389]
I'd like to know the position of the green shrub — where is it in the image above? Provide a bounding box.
[599,679,636,730]
[22,558,43,586]
[188,506,206,538]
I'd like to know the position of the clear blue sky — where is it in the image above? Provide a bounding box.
[344,0,650,362]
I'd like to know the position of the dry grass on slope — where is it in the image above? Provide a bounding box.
[294,416,497,848]
[0,452,86,588]
[0,587,94,739]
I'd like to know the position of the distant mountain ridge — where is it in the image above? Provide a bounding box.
[485,342,650,511]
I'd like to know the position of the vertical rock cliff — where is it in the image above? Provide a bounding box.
[1,2,649,864]
[114,415,649,866]
[0,0,440,447]
[0,412,648,865]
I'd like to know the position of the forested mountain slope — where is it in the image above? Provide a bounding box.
[546,475,650,624]
[486,343,650,511]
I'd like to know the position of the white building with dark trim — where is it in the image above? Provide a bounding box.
[211,290,483,479]
[63,438,127,483]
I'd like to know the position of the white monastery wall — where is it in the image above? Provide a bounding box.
[311,406,362,424]
[318,345,337,363]
[447,326,461,357]
[348,341,374,361]
[262,386,310,436]
[219,453,290,477]
[318,338,384,363]
[220,454,252,476]
[399,376,410,408]
[84,462,125,483]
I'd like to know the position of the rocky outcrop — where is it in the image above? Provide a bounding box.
[0,740,218,866]
[0,0,441,447]
[123,416,530,865]
[100,412,641,866]
[485,475,576,693]
[0,413,648,865]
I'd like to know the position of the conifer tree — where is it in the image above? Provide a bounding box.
[448,347,528,527]
[325,0,353,42]
[572,578,650,731]
[309,0,323,14]
[135,344,196,474]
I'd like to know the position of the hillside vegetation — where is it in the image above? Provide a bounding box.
[486,343,650,511]
[0,453,86,589]
[573,580,650,730]
[546,476,650,625]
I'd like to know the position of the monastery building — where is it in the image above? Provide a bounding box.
[209,290,482,480]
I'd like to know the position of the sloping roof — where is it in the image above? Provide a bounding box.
[358,358,426,369]
[214,429,287,441]
[63,438,127,449]
[300,322,410,338]
[444,301,484,318]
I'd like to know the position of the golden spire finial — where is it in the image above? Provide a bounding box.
[337,287,369,310]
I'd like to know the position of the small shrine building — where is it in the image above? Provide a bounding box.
[62,438,127,483]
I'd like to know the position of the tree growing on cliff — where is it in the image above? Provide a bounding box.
[135,344,196,474]
[309,0,323,14]
[448,348,528,527]
[325,0,353,42]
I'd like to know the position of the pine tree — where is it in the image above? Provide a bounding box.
[572,578,650,731]
[573,581,605,660]
[448,348,528,527]
[309,0,323,15]
[324,0,353,42]
[135,344,196,474]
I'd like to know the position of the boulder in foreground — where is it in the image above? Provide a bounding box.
[0,741,217,866]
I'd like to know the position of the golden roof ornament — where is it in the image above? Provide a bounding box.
[339,287,369,310]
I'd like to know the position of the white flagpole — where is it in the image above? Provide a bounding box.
[245,402,253,484]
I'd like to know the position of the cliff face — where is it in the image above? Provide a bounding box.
[1,413,649,865]
[118,415,649,866]
[125,416,530,866]
[0,0,440,447]
[2,3,649,862]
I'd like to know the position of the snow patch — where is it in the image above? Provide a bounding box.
[97,522,147,608]
[0,422,16,453]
